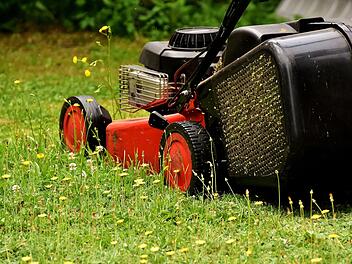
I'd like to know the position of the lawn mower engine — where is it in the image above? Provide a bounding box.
[60,0,352,196]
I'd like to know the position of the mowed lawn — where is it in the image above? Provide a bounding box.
[0,31,351,263]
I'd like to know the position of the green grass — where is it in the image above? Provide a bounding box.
[0,31,351,263]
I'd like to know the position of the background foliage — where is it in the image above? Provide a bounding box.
[0,0,282,38]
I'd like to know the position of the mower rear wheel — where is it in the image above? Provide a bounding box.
[159,121,212,194]
[59,95,112,152]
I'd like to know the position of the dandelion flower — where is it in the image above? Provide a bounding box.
[225,239,235,244]
[116,219,124,224]
[228,216,236,222]
[310,258,322,263]
[175,221,182,225]
[150,246,160,252]
[321,209,330,214]
[254,201,263,206]
[81,57,88,63]
[140,260,148,264]
[140,254,148,259]
[59,196,67,201]
[195,240,206,245]
[166,251,175,256]
[37,213,47,218]
[1,174,11,179]
[84,69,91,78]
[22,161,31,166]
[45,184,53,189]
[62,177,71,182]
[311,214,321,220]
[21,256,32,262]
[14,80,22,84]
[179,247,189,253]
[144,231,153,236]
[139,243,148,249]
[111,240,118,245]
[72,56,78,64]
[99,25,111,36]
[246,248,252,256]
[36,153,45,159]
[328,233,339,239]
[63,262,74,264]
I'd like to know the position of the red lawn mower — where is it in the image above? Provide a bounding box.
[60,0,352,195]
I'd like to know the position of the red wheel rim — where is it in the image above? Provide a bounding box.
[62,105,86,152]
[163,133,192,192]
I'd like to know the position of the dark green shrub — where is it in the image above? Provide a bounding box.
[0,0,282,37]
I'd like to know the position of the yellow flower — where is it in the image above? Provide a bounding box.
[1,174,10,179]
[140,254,148,259]
[152,179,161,184]
[179,247,189,253]
[36,153,45,159]
[84,69,91,77]
[51,177,58,181]
[140,195,148,200]
[14,80,22,84]
[195,240,206,245]
[103,190,111,194]
[22,161,31,166]
[111,240,118,245]
[328,233,339,239]
[140,260,148,264]
[72,56,78,64]
[246,248,252,256]
[99,25,111,36]
[311,214,322,220]
[37,213,47,218]
[30,262,39,264]
[321,209,330,214]
[116,219,124,224]
[86,98,94,103]
[118,172,129,177]
[63,262,74,264]
[225,239,235,244]
[310,258,322,263]
[144,231,153,236]
[166,251,175,256]
[21,256,32,262]
[59,196,67,201]
[254,201,263,206]
[228,216,236,222]
[139,243,148,249]
[81,57,88,63]
[150,246,160,252]
[62,177,71,182]
[45,184,53,189]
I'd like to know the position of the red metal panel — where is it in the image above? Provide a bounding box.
[105,114,185,171]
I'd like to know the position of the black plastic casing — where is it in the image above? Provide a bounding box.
[198,23,352,193]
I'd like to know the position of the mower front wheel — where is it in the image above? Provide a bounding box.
[159,121,212,194]
[59,95,112,152]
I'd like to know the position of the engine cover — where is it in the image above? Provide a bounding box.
[139,27,219,80]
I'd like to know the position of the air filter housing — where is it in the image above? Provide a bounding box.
[199,24,352,190]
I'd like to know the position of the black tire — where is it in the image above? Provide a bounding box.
[59,95,112,152]
[159,121,213,195]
